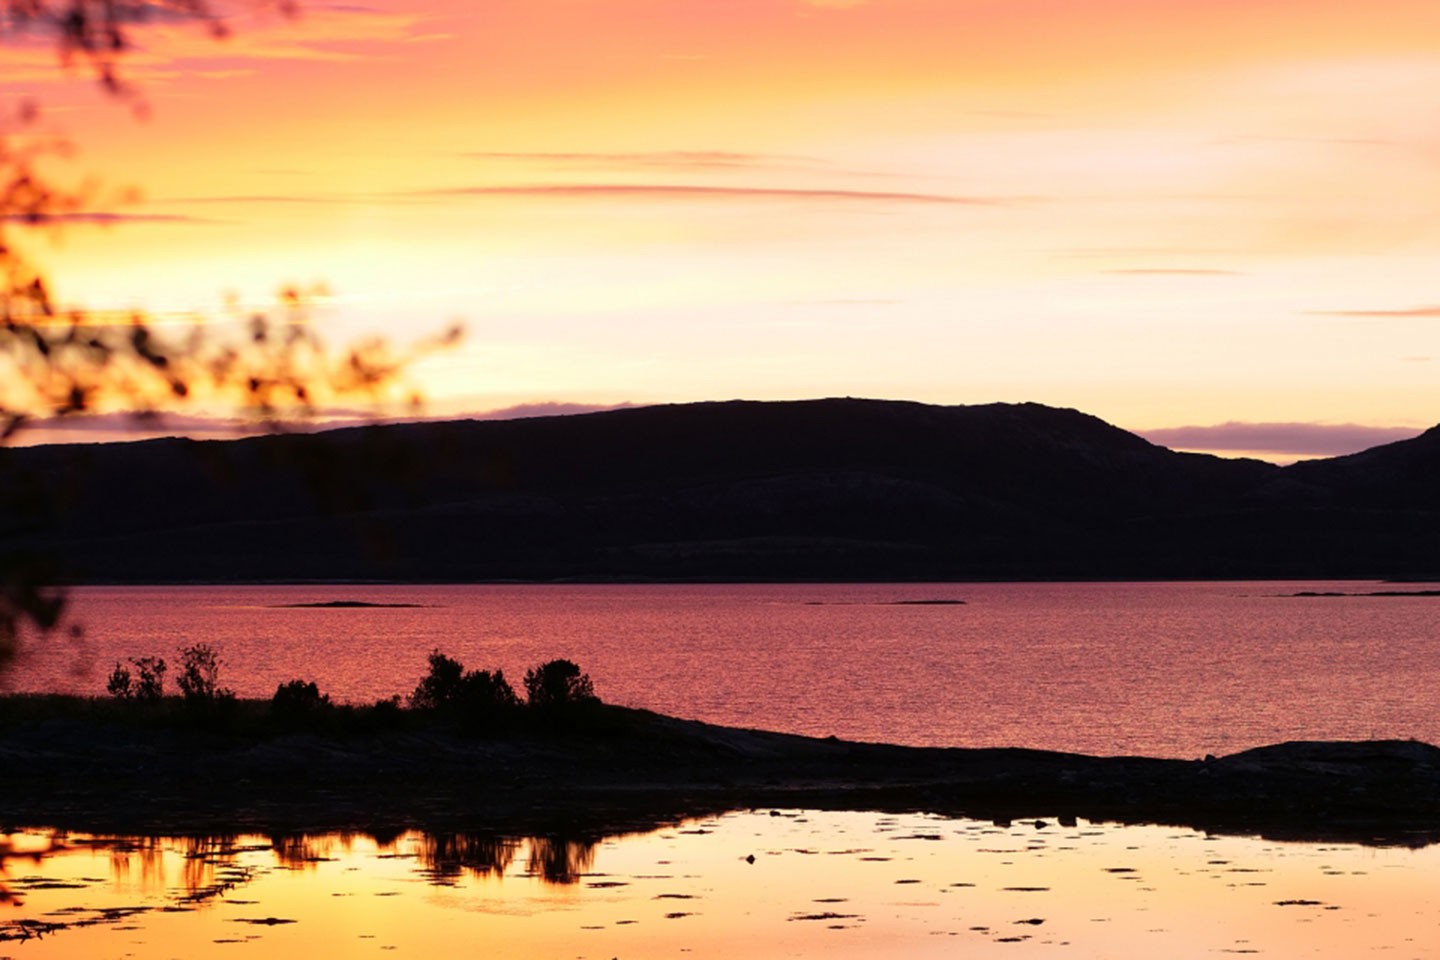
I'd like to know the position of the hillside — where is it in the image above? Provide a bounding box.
[2,398,1436,581]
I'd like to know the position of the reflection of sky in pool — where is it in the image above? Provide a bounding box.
[5,811,1438,958]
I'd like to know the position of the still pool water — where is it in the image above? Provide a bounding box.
[7,581,1440,757]
[4,811,1437,959]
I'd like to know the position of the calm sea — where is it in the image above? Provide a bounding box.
[7,581,1438,758]
[9,811,1437,959]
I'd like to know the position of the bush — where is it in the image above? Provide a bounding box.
[373,694,403,716]
[458,668,519,711]
[410,651,465,711]
[106,661,133,699]
[272,679,331,717]
[523,659,597,709]
[176,643,232,703]
[410,650,519,717]
[110,656,166,702]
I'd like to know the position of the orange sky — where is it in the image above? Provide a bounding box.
[6,0,1440,459]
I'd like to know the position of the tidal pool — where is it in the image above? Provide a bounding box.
[3,810,1437,958]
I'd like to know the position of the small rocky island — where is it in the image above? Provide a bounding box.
[267,600,427,608]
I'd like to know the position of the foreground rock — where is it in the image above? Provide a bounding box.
[4,703,1439,846]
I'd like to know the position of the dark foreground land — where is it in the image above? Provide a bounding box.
[5,698,1440,847]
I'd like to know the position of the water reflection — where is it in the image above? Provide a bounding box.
[5,812,1440,957]
[0,827,603,945]
[419,832,519,883]
[414,832,601,884]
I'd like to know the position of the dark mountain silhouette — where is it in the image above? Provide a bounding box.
[3,398,1436,581]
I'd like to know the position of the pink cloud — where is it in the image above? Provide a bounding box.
[7,402,639,447]
[1309,305,1440,318]
[1139,422,1422,458]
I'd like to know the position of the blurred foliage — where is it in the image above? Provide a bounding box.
[0,1,460,670]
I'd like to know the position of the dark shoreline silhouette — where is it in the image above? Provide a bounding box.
[1287,590,1440,598]
[4,697,1438,848]
[7,398,1440,583]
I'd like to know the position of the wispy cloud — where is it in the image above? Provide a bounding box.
[463,401,638,421]
[785,298,903,306]
[1104,268,1241,276]
[1140,422,1422,457]
[208,7,447,63]
[0,0,207,36]
[82,6,444,74]
[10,402,640,447]
[1308,305,1440,318]
[1053,247,1231,260]
[464,150,817,170]
[15,412,263,442]
[0,5,425,82]
[158,194,338,205]
[416,183,995,205]
[2,211,212,225]
[1215,135,1399,149]
[465,150,906,182]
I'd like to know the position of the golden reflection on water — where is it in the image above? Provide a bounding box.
[4,811,1440,958]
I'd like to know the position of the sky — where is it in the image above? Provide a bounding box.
[5,0,1440,460]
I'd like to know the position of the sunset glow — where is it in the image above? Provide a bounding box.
[10,813,1440,959]
[6,0,1440,458]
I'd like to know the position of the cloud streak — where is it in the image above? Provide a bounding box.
[417,183,995,205]
[2,212,211,225]
[461,401,639,421]
[158,194,339,205]
[1140,422,1422,457]
[1309,305,1440,318]
[1104,268,1241,276]
[464,150,818,170]
[10,402,639,447]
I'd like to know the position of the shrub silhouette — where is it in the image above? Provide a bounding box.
[271,679,331,717]
[410,650,465,710]
[176,643,232,703]
[106,656,167,702]
[106,661,133,699]
[458,669,520,712]
[523,659,597,709]
[409,650,519,717]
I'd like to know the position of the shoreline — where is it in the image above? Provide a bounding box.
[51,576,1440,587]
[5,699,1440,846]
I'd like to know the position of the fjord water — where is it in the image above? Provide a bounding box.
[6,811,1440,959]
[12,580,1437,757]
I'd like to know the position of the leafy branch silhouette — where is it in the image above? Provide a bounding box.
[0,1,459,668]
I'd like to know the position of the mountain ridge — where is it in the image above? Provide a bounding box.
[2,398,1435,582]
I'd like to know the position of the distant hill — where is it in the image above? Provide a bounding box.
[2,398,1437,582]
